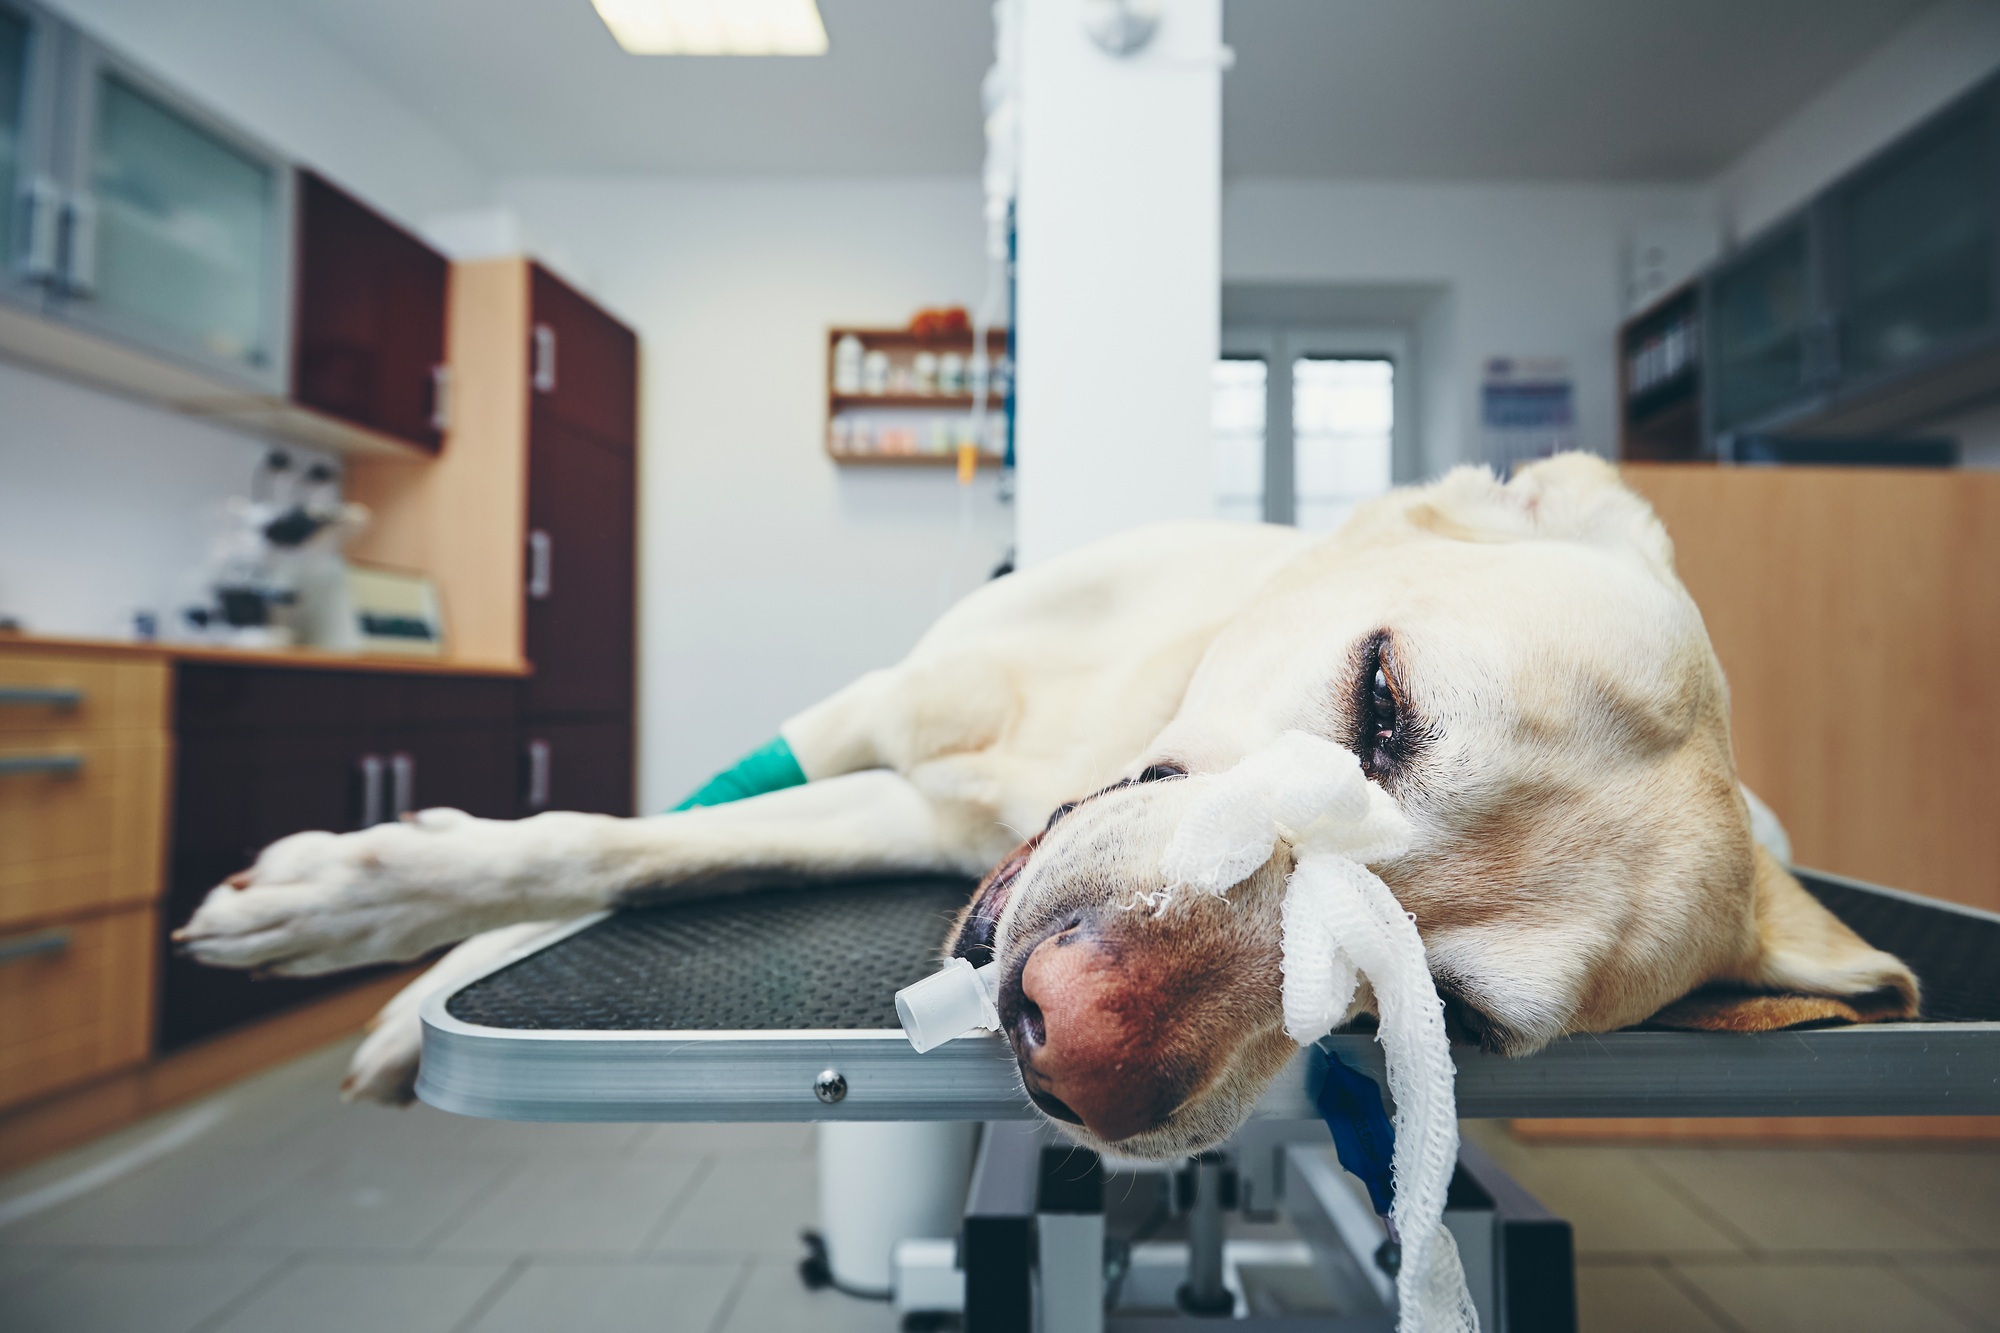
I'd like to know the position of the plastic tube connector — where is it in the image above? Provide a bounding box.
[895,958,1003,1053]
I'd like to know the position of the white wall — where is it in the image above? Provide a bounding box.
[1222,179,1716,472]
[1013,0,1221,566]
[496,176,1010,809]
[1716,0,2000,242]
[0,361,281,638]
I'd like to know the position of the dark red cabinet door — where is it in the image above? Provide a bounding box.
[529,263,637,450]
[294,170,449,452]
[521,717,635,818]
[161,665,519,1052]
[523,408,636,718]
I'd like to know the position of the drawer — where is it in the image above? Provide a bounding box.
[0,907,155,1111]
[0,732,169,929]
[0,650,169,737]
[176,663,518,736]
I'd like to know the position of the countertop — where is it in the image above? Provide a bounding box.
[0,632,530,677]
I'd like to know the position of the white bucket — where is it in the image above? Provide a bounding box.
[817,1121,980,1293]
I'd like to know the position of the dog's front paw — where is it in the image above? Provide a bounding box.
[172,810,499,976]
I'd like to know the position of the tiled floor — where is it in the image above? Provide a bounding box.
[0,1040,891,1333]
[1,1041,1994,1332]
[1462,1122,2000,1332]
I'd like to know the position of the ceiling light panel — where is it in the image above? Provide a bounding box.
[592,0,829,56]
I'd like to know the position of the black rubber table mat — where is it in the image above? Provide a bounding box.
[447,876,978,1031]
[1802,872,2000,1023]
[442,869,1998,1034]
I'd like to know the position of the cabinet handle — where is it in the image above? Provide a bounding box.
[0,685,83,709]
[357,753,385,829]
[527,530,553,599]
[0,752,84,777]
[532,323,557,393]
[20,175,62,281]
[390,752,415,820]
[525,739,551,811]
[61,191,97,295]
[430,364,452,433]
[0,928,71,967]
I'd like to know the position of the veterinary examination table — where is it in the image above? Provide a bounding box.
[415,869,1999,1330]
[416,868,2000,1124]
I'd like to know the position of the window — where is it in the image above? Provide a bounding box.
[1212,339,1397,530]
[1211,357,1267,525]
[1292,357,1393,533]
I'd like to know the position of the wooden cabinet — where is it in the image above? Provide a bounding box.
[521,267,637,815]
[159,662,519,1051]
[293,170,449,453]
[530,263,637,449]
[522,716,634,819]
[1697,68,2000,449]
[350,257,638,818]
[524,408,636,719]
[0,905,154,1111]
[0,644,168,1111]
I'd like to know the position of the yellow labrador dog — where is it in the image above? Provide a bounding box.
[177,454,1916,1159]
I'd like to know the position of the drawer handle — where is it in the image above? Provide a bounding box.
[0,686,83,709]
[0,929,71,967]
[0,753,84,777]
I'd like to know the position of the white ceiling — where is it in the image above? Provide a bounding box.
[281,0,1933,181]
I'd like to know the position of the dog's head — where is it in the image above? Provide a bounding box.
[945,454,1767,1158]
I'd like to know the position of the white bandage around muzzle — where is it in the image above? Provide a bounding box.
[1160,730,1478,1333]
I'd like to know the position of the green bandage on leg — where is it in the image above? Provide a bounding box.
[670,736,808,811]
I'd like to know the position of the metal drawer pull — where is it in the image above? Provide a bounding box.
[430,363,452,432]
[22,175,61,281]
[0,686,83,709]
[62,190,98,296]
[358,753,385,829]
[390,752,416,820]
[527,530,553,599]
[0,929,71,967]
[0,753,84,777]
[525,739,551,811]
[532,323,557,393]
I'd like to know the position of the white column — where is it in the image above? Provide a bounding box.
[1013,0,1223,567]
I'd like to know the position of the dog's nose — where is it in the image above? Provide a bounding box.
[1013,922,1178,1143]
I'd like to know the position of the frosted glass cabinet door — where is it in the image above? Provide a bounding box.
[64,49,289,389]
[0,9,26,272]
[1836,102,1998,382]
[1707,223,1817,433]
[0,0,59,302]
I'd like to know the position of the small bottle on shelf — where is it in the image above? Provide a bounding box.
[833,335,864,394]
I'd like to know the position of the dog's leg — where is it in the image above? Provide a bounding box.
[175,770,976,976]
[341,920,565,1105]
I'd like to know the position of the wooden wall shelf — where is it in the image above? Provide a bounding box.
[826,451,1006,468]
[825,325,1011,468]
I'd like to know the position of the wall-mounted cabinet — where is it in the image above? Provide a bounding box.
[289,170,449,454]
[0,0,446,459]
[1696,69,2000,451]
[346,258,637,817]
[0,2,292,397]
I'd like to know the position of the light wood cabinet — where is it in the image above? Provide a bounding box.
[0,905,155,1112]
[348,256,637,817]
[1625,464,2000,912]
[0,650,169,931]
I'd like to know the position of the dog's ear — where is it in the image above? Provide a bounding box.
[1399,453,1676,571]
[1648,845,1920,1034]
